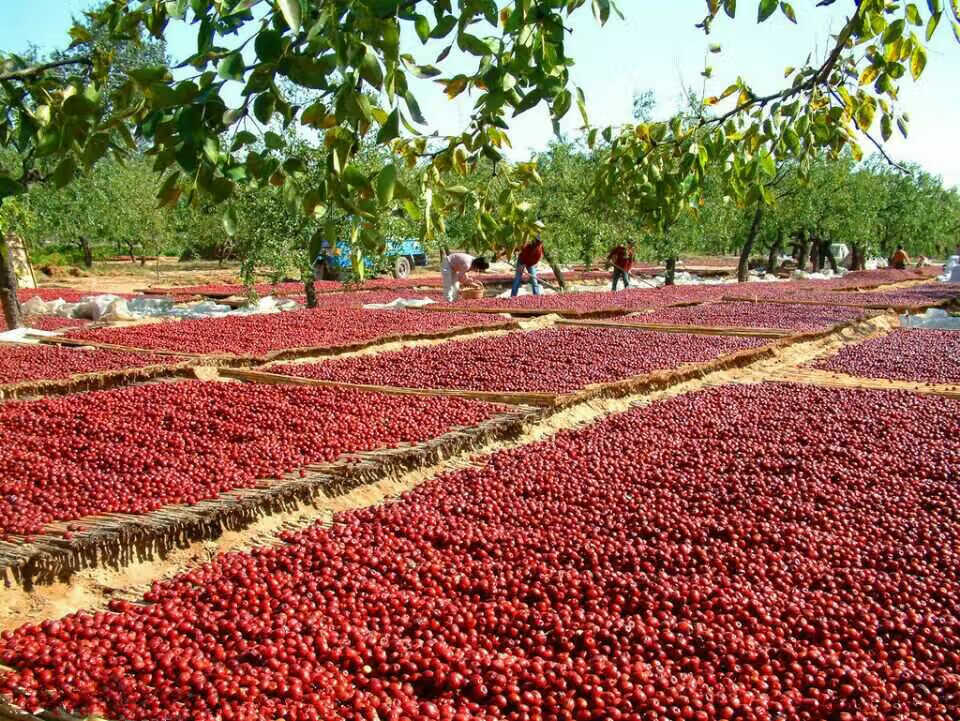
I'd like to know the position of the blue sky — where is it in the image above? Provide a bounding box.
[2,1,958,186]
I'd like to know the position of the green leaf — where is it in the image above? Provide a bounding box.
[53,157,76,189]
[404,90,426,125]
[302,190,326,217]
[911,45,928,79]
[458,33,492,57]
[343,165,368,188]
[882,18,905,44]
[62,94,98,117]
[301,102,326,128]
[429,15,457,39]
[592,0,611,24]
[254,92,276,124]
[231,130,258,151]
[927,0,941,13]
[255,29,284,63]
[759,151,775,178]
[223,206,239,236]
[576,87,589,126]
[881,113,893,141]
[219,52,246,81]
[0,176,26,199]
[376,108,400,144]
[780,2,796,23]
[758,0,778,22]
[552,89,572,120]
[414,14,430,43]
[376,164,398,204]
[952,20,960,43]
[723,0,736,18]
[926,12,941,40]
[359,45,384,88]
[264,131,283,149]
[82,133,111,167]
[276,0,302,33]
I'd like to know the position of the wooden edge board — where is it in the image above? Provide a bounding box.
[769,367,960,399]
[259,321,521,362]
[721,295,955,313]
[556,318,793,338]
[31,335,220,360]
[221,367,563,407]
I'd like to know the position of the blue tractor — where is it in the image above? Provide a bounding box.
[313,238,428,280]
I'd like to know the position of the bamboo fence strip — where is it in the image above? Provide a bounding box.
[0,360,207,402]
[767,367,960,399]
[0,408,539,590]
[556,318,793,338]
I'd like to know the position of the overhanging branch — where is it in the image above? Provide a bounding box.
[0,56,92,82]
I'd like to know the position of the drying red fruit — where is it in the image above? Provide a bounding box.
[0,345,175,386]
[0,380,502,537]
[815,328,960,384]
[2,383,957,721]
[65,308,514,356]
[274,327,765,393]
[638,300,866,331]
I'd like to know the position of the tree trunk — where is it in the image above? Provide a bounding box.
[304,274,318,309]
[737,206,763,283]
[810,235,824,271]
[79,236,93,268]
[664,256,677,286]
[542,247,566,291]
[850,244,863,271]
[767,229,783,276]
[0,235,23,330]
[125,239,136,262]
[822,239,839,273]
[796,230,810,271]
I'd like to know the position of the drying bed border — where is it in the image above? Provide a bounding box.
[0,406,538,590]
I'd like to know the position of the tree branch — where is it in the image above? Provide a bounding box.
[707,7,862,128]
[0,56,92,82]
[826,87,910,174]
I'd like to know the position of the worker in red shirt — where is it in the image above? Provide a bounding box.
[511,235,544,297]
[607,242,635,291]
[889,245,911,270]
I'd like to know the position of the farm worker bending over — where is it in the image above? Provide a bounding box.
[511,235,544,297]
[441,252,490,302]
[889,245,911,270]
[607,242,635,291]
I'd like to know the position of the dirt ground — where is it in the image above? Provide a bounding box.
[26,256,743,296]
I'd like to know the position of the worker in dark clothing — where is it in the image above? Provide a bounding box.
[607,242,635,291]
[511,235,544,297]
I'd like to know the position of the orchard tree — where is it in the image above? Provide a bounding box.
[2,0,959,326]
[0,11,166,327]
[595,0,959,272]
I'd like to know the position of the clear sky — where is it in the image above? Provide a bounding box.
[2,1,958,187]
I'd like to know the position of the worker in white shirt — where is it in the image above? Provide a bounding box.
[441,252,490,301]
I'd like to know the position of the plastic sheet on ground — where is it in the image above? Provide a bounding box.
[900,308,960,330]
[941,255,960,283]
[0,327,59,344]
[791,268,846,281]
[362,296,439,309]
